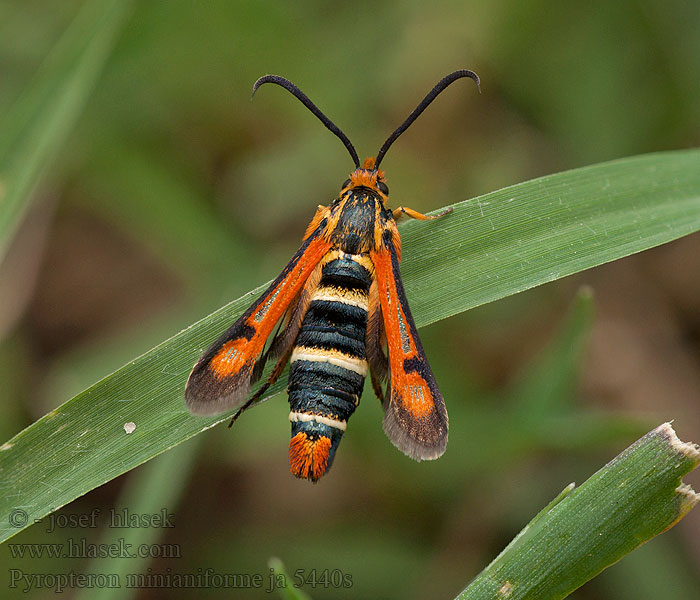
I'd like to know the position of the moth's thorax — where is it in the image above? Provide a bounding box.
[325,189,388,254]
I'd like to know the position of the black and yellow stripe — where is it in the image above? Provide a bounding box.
[287,251,373,480]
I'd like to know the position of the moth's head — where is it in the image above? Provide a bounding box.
[340,157,389,198]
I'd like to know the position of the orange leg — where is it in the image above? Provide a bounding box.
[392,206,453,221]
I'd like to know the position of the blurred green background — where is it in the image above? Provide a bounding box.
[1,1,699,598]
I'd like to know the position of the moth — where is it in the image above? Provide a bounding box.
[186,70,480,481]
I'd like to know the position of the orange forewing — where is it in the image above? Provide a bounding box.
[185,230,331,415]
[371,241,448,460]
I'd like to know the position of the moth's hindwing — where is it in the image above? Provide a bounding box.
[371,237,448,460]
[185,229,331,415]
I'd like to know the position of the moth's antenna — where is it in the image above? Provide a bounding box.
[374,70,480,168]
[253,75,360,169]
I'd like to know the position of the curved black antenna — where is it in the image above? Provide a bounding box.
[252,75,360,169]
[374,69,480,168]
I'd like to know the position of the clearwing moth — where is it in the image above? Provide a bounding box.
[186,70,480,481]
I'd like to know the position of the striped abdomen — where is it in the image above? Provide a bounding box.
[287,252,373,481]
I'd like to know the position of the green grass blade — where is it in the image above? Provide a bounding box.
[0,0,133,262]
[268,558,313,600]
[457,423,700,600]
[1,148,699,543]
[510,286,595,417]
[73,438,200,600]
[402,148,700,327]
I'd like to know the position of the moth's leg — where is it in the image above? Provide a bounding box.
[228,346,292,428]
[392,206,453,221]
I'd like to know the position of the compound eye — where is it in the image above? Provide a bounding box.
[377,181,389,195]
[340,178,351,190]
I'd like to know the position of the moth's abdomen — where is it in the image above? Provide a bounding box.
[287,253,373,481]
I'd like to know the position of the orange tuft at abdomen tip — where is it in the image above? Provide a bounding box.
[289,432,332,482]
